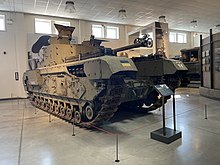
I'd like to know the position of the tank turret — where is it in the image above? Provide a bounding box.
[31,24,103,68]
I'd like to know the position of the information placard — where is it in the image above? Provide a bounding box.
[153,84,173,96]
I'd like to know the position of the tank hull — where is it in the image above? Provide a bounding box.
[24,56,138,125]
[24,56,161,126]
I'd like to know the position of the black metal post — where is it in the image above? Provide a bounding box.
[162,96,166,136]
[115,134,120,162]
[210,29,214,89]
[172,93,176,131]
[200,34,204,87]
[204,104,208,119]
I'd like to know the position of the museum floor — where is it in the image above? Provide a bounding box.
[0,87,220,165]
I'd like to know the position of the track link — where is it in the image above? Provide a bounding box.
[29,84,123,128]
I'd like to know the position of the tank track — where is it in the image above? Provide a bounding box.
[28,82,173,126]
[29,84,123,128]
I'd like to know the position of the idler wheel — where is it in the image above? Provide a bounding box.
[85,105,94,120]
[74,111,81,124]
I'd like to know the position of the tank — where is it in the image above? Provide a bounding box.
[115,36,188,110]
[113,55,188,111]
[23,24,157,126]
[124,21,188,91]
[180,47,200,86]
[132,55,188,90]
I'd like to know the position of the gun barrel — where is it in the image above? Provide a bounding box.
[113,36,153,55]
[113,42,144,54]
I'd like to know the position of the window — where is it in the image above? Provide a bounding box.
[177,33,187,43]
[106,26,119,39]
[35,18,71,35]
[54,21,71,34]
[92,24,119,39]
[92,24,104,38]
[0,15,5,31]
[35,18,52,34]
[169,32,187,43]
[55,21,71,26]
[169,32,176,43]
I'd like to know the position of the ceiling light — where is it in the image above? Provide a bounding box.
[118,9,127,19]
[193,32,198,37]
[65,1,76,13]
[190,20,198,28]
[158,15,166,23]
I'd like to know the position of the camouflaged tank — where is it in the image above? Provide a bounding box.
[23,24,157,126]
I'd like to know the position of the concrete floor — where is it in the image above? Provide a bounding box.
[0,88,220,165]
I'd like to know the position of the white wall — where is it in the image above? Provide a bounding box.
[78,20,127,48]
[0,12,27,99]
[24,14,80,38]
[192,32,209,47]
[168,29,192,58]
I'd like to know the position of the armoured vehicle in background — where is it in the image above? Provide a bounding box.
[132,55,188,91]
[23,24,187,126]
[172,47,200,86]
[118,54,188,110]
[122,21,188,91]
[180,47,200,86]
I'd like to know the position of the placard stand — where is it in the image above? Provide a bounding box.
[150,84,182,144]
